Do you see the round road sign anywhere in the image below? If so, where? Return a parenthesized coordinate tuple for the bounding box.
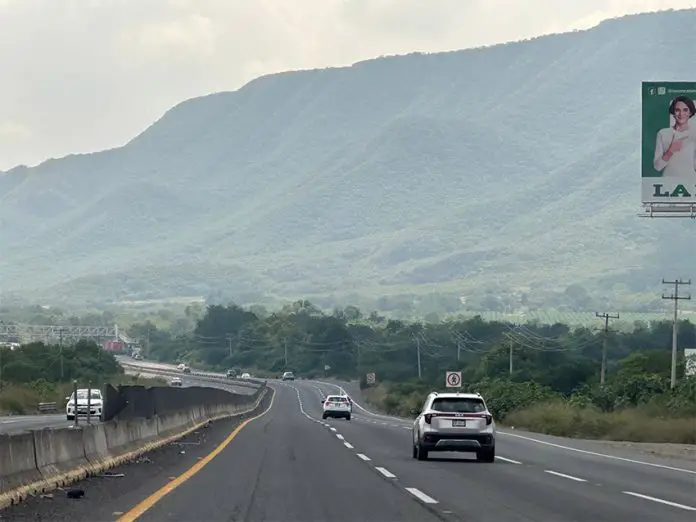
(445, 371, 462, 387)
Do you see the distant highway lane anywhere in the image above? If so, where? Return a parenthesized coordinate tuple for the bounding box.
(116, 357, 258, 395)
(294, 379, 696, 521)
(0, 413, 73, 434)
(0, 363, 254, 435)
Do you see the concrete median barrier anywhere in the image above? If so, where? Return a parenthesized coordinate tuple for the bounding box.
(34, 427, 90, 480)
(0, 383, 269, 510)
(82, 423, 110, 469)
(0, 432, 42, 505)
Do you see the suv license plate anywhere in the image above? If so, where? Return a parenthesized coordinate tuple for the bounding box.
(452, 420, 467, 427)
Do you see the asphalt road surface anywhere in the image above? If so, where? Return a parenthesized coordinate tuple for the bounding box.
(0, 413, 74, 434)
(299, 379, 696, 521)
(3, 380, 695, 521)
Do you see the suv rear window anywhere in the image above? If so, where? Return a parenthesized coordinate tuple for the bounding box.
(432, 397, 486, 413)
(328, 397, 348, 402)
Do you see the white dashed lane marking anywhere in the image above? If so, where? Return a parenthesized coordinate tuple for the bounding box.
(496, 456, 522, 464)
(344, 442, 354, 449)
(405, 488, 439, 504)
(375, 467, 396, 478)
(336, 434, 344, 440)
(356, 453, 371, 461)
(544, 470, 587, 482)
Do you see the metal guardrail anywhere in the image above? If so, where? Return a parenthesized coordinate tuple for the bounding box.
(37, 402, 58, 413)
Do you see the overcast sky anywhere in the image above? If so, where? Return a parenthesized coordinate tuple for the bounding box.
(0, 0, 693, 171)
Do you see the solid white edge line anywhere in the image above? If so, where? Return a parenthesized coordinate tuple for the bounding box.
(344, 442, 354, 449)
(375, 467, 396, 478)
(405, 487, 438, 504)
(499, 431, 696, 475)
(623, 491, 696, 511)
(356, 453, 371, 461)
(544, 470, 587, 482)
(495, 456, 522, 464)
(336, 434, 344, 440)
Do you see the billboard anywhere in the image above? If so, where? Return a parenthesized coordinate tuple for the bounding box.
(642, 82, 696, 204)
(686, 348, 696, 377)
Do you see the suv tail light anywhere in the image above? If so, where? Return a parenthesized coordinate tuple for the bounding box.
(424, 413, 433, 424)
(485, 414, 492, 425)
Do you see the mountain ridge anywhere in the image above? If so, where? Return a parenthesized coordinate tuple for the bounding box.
(2, 8, 695, 313)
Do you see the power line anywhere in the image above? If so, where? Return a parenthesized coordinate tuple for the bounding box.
(595, 312, 619, 385)
(662, 278, 691, 389)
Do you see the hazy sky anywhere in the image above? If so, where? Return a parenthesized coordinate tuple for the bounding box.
(0, 0, 693, 171)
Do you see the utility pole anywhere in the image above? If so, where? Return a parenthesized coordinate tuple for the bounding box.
(662, 278, 691, 389)
(284, 338, 288, 367)
(228, 335, 233, 359)
(595, 312, 619, 385)
(508, 323, 519, 376)
(416, 337, 422, 379)
(456, 341, 461, 362)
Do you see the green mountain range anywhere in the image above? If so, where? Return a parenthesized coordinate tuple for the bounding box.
(2, 8, 696, 312)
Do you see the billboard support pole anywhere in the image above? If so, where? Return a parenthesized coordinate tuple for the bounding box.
(662, 279, 691, 389)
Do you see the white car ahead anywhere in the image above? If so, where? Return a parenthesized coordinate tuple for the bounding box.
(322, 395, 352, 420)
(170, 377, 183, 387)
(66, 389, 104, 421)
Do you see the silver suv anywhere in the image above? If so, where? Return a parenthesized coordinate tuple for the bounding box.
(412, 391, 496, 462)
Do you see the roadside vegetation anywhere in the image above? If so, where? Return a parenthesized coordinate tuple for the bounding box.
(3, 300, 695, 442)
(0, 340, 166, 414)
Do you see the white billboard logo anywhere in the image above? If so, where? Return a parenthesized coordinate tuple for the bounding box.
(657, 86, 666, 95)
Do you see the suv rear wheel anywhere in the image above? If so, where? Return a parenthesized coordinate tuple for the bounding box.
(476, 446, 495, 463)
(416, 442, 429, 461)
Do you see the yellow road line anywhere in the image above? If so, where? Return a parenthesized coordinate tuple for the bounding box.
(117, 389, 276, 522)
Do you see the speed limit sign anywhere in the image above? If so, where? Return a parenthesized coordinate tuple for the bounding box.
(445, 371, 462, 388)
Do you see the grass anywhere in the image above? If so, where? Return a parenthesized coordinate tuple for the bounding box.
(505, 401, 696, 444)
(0, 374, 168, 415)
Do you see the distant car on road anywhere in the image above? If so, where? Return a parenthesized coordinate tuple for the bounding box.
(240, 372, 251, 380)
(170, 377, 182, 387)
(66, 389, 103, 421)
(281, 371, 295, 381)
(322, 395, 352, 420)
(226, 369, 237, 379)
(412, 391, 496, 462)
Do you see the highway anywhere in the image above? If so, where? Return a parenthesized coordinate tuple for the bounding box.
(0, 413, 73, 434)
(0, 362, 256, 435)
(5, 378, 692, 521)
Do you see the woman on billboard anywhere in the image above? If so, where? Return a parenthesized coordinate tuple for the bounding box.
(653, 95, 696, 178)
